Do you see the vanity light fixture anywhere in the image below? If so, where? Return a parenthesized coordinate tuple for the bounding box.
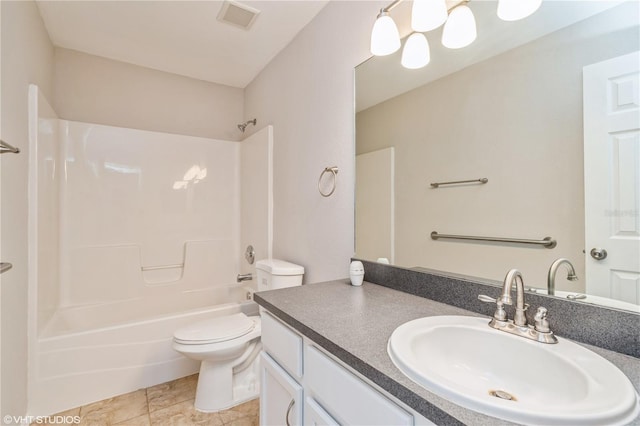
(411, 0, 448, 32)
(370, 0, 541, 69)
(401, 32, 431, 69)
(370, 8, 402, 56)
(441, 3, 477, 49)
(497, 0, 542, 21)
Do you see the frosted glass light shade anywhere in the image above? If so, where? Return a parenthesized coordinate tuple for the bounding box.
(370, 12, 401, 56)
(497, 0, 542, 21)
(411, 0, 448, 32)
(441, 5, 477, 49)
(401, 33, 431, 69)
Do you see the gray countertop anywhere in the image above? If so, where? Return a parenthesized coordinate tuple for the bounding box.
(254, 279, 640, 426)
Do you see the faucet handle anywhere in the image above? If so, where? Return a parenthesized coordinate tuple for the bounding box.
(534, 306, 551, 333)
(478, 295, 507, 321)
(478, 294, 496, 303)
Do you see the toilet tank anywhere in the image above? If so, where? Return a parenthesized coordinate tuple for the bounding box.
(256, 259, 304, 292)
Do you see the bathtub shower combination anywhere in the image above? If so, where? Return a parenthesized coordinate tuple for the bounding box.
(27, 85, 274, 416)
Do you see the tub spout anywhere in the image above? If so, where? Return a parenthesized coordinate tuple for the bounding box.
(237, 273, 253, 283)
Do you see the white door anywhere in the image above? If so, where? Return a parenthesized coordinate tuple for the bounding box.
(583, 51, 640, 303)
(260, 352, 303, 426)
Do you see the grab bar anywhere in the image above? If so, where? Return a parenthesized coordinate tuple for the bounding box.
(430, 178, 487, 188)
(0, 140, 20, 154)
(431, 231, 556, 248)
(141, 263, 183, 271)
(0, 263, 13, 274)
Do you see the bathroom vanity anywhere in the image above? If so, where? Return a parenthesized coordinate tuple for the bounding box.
(260, 311, 427, 425)
(255, 278, 640, 425)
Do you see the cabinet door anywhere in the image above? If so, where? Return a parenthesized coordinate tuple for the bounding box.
(304, 397, 339, 426)
(261, 312, 303, 379)
(305, 345, 413, 425)
(260, 352, 303, 426)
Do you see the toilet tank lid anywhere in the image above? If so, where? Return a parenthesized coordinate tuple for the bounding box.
(256, 259, 304, 276)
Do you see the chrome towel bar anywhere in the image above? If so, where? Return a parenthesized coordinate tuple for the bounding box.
(0, 140, 20, 154)
(431, 231, 557, 249)
(430, 178, 487, 188)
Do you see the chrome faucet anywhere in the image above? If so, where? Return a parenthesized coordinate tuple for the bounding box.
(500, 269, 528, 326)
(479, 268, 558, 344)
(547, 258, 578, 296)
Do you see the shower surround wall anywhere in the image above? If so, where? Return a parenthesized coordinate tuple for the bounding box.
(57, 120, 239, 319)
(27, 85, 272, 415)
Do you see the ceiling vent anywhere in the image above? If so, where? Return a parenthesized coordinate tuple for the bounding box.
(217, 1, 260, 30)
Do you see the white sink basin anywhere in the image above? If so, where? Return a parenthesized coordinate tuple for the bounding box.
(388, 315, 639, 425)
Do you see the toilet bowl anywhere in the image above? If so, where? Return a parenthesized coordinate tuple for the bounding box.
(173, 259, 304, 412)
(173, 312, 262, 412)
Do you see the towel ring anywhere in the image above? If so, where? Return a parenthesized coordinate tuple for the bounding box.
(318, 166, 339, 197)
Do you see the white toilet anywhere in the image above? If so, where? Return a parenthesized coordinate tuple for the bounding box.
(173, 259, 304, 412)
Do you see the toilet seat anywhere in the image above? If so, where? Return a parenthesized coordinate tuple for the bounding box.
(174, 313, 255, 345)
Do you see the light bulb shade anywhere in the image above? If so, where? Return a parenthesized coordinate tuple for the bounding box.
(442, 5, 477, 49)
(370, 12, 401, 56)
(401, 33, 431, 69)
(411, 0, 448, 32)
(497, 0, 542, 21)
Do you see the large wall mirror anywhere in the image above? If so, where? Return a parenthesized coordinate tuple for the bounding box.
(355, 1, 639, 312)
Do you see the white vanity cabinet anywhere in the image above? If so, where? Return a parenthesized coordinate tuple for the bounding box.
(304, 396, 339, 425)
(304, 344, 413, 425)
(260, 311, 433, 426)
(260, 352, 303, 426)
(260, 312, 304, 425)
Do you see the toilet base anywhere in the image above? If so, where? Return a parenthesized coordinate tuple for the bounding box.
(193, 346, 261, 413)
(196, 392, 259, 413)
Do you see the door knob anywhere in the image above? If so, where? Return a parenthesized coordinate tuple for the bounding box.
(590, 248, 608, 260)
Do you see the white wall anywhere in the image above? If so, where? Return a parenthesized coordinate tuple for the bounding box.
(0, 0, 55, 417)
(244, 1, 382, 283)
(54, 48, 244, 141)
(1, 3, 3, 414)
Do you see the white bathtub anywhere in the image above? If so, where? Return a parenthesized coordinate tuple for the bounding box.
(39, 284, 250, 338)
(30, 295, 256, 416)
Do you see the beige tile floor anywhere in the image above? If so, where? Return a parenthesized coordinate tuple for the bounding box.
(38, 374, 259, 426)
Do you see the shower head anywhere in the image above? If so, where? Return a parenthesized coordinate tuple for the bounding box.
(237, 119, 257, 133)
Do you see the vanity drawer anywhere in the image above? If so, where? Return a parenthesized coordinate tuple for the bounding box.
(305, 344, 413, 426)
(261, 311, 303, 379)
